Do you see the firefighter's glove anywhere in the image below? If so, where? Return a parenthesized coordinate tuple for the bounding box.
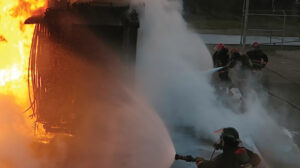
(213, 143, 223, 150)
(196, 158, 204, 167)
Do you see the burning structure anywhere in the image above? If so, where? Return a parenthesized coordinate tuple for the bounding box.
(25, 0, 140, 134)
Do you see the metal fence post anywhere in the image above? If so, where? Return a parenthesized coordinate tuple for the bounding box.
(242, 0, 250, 49)
(282, 10, 287, 47)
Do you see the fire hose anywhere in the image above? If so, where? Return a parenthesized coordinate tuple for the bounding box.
(175, 154, 204, 162)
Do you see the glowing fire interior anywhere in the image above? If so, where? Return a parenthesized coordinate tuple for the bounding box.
(0, 0, 46, 105)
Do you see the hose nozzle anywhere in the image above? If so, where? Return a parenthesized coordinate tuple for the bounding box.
(175, 154, 197, 162)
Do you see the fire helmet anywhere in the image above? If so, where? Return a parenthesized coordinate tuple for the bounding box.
(252, 42, 260, 48)
(215, 43, 225, 51)
(214, 127, 240, 149)
(231, 48, 239, 54)
(221, 127, 240, 142)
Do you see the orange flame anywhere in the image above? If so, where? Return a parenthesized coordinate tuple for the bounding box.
(0, 0, 46, 106)
(0, 0, 48, 143)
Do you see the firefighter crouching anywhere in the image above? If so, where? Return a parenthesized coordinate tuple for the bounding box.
(175, 127, 261, 168)
(246, 42, 268, 70)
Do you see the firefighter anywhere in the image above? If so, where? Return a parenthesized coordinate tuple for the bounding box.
(228, 48, 252, 100)
(213, 43, 230, 68)
(212, 43, 231, 82)
(246, 42, 268, 70)
(196, 127, 261, 168)
(229, 48, 252, 70)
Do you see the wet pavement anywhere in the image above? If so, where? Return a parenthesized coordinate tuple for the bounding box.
(263, 50, 300, 143)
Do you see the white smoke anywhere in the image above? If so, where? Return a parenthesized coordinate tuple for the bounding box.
(135, 0, 300, 167)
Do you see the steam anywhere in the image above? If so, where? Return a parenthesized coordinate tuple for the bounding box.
(136, 0, 300, 167)
(52, 49, 175, 168)
(2, 0, 299, 167)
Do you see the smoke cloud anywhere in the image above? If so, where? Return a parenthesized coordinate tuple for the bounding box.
(50, 44, 175, 168)
(0, 96, 41, 168)
(135, 0, 300, 167)
(2, 0, 300, 167)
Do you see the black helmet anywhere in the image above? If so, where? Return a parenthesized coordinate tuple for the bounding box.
(214, 127, 240, 150)
(222, 127, 239, 139)
(252, 42, 260, 48)
(221, 127, 240, 146)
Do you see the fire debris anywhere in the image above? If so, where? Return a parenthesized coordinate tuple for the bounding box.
(9, 0, 45, 32)
(0, 35, 7, 42)
(10, 0, 45, 18)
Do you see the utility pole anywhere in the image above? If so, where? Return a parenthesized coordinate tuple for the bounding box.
(242, 0, 249, 49)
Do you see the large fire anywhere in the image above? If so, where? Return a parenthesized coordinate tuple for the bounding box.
(0, 0, 46, 106)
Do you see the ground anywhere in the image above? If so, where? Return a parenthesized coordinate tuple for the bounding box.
(263, 49, 300, 143)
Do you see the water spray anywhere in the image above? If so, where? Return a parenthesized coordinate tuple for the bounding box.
(203, 67, 225, 74)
